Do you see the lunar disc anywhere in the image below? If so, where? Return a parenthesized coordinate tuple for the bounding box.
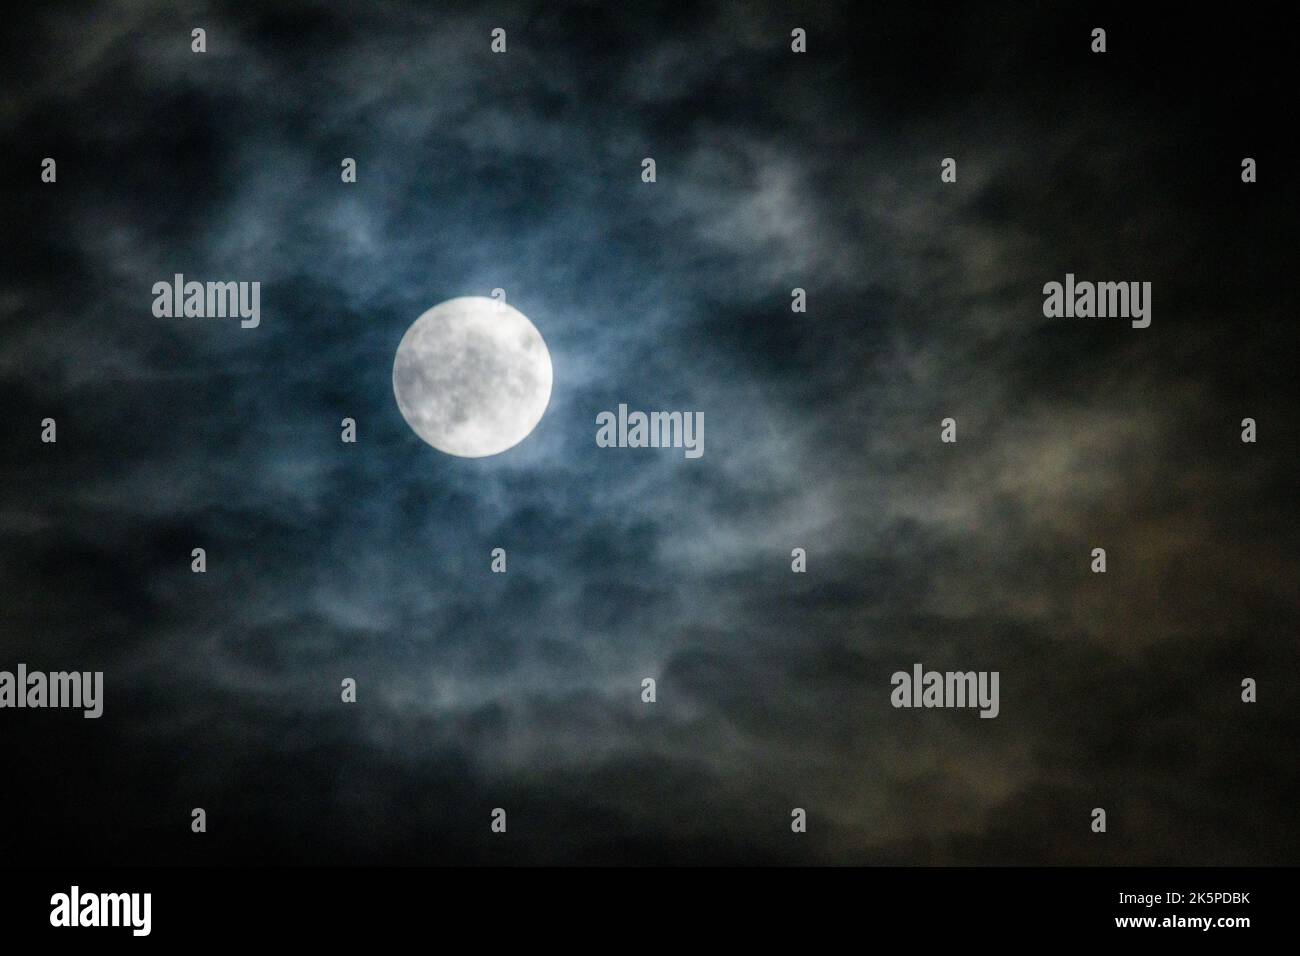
(392, 296, 553, 457)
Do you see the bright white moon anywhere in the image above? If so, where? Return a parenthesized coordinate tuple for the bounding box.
(393, 296, 553, 458)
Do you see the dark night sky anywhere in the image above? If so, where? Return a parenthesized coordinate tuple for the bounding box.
(1, 1, 1297, 865)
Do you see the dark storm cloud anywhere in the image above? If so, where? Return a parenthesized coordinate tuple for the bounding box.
(1, 1, 1296, 864)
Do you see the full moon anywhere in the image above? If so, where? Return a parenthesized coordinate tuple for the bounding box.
(392, 296, 553, 458)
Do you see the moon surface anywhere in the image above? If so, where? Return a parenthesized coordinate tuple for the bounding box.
(393, 297, 553, 458)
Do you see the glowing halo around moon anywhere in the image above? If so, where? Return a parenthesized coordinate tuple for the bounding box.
(392, 296, 553, 458)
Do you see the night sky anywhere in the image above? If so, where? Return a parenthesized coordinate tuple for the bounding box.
(2, 1, 1297, 865)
